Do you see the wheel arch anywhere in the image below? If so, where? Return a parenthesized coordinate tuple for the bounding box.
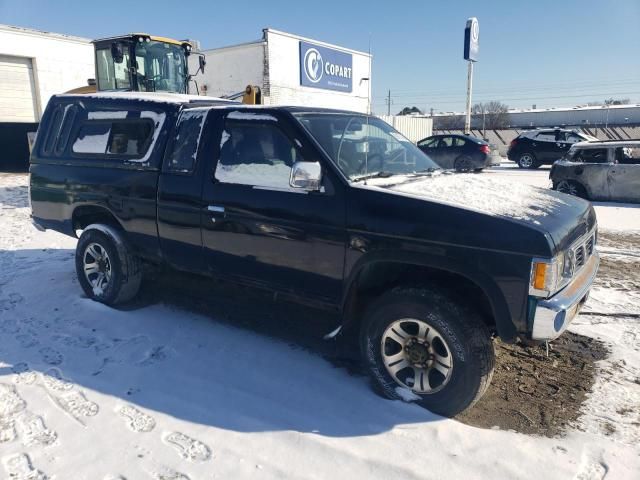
(71, 204, 124, 237)
(341, 254, 517, 342)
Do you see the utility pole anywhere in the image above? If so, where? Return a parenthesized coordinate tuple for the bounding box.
(386, 89, 391, 116)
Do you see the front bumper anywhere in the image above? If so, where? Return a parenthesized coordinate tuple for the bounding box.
(530, 251, 599, 341)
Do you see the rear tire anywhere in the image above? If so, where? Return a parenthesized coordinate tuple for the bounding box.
(454, 156, 474, 172)
(359, 286, 495, 417)
(75, 227, 142, 305)
(517, 152, 538, 169)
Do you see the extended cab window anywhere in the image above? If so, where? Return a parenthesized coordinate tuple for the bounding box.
(215, 117, 302, 190)
(166, 108, 208, 173)
(72, 119, 153, 157)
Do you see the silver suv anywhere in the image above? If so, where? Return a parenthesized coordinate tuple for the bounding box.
(550, 140, 640, 203)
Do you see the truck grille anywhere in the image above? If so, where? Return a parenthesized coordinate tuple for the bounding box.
(571, 230, 596, 272)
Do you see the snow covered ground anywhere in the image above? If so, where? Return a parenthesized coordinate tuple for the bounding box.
(1, 172, 639, 479)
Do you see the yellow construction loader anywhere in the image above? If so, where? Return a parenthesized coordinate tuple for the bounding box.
(67, 33, 261, 104)
(67, 33, 203, 95)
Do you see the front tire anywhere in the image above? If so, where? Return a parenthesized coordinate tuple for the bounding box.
(359, 287, 495, 417)
(517, 152, 538, 169)
(75, 227, 142, 305)
(555, 180, 587, 199)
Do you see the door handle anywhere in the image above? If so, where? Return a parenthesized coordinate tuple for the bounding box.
(207, 205, 225, 213)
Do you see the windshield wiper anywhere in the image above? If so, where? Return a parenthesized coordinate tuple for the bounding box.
(351, 171, 396, 183)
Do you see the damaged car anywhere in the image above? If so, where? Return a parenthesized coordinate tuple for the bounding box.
(550, 140, 640, 203)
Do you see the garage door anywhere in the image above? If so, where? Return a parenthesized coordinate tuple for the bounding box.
(0, 55, 38, 122)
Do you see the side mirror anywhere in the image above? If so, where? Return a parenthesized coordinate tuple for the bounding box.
(290, 161, 322, 191)
(111, 43, 124, 64)
(198, 55, 206, 74)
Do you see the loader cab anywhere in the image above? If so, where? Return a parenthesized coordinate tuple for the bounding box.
(93, 34, 200, 94)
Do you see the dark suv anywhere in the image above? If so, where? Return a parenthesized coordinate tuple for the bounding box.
(30, 93, 599, 416)
(507, 129, 596, 169)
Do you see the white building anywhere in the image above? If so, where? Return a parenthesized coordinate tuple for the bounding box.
(0, 24, 94, 169)
(189, 29, 372, 113)
(0, 24, 94, 123)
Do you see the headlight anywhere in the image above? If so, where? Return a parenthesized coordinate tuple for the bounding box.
(530, 253, 573, 298)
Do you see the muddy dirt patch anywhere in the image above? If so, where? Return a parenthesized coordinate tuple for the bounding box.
(457, 333, 609, 436)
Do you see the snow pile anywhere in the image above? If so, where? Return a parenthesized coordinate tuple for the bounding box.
(369, 174, 569, 224)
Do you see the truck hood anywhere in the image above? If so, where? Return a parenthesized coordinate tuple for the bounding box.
(357, 172, 596, 254)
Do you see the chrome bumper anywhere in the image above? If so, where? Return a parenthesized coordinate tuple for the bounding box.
(530, 252, 599, 341)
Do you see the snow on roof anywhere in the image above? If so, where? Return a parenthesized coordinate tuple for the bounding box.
(363, 173, 569, 225)
(0, 23, 91, 44)
(60, 91, 237, 105)
(429, 103, 640, 117)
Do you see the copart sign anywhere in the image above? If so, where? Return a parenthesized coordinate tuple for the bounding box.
(299, 41, 353, 92)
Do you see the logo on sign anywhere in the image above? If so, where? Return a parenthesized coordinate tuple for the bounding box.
(472, 20, 479, 42)
(299, 41, 353, 92)
(464, 17, 479, 62)
(303, 48, 323, 83)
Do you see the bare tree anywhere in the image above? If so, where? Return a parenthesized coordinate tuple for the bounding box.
(398, 106, 423, 116)
(472, 101, 510, 129)
(604, 98, 630, 105)
(587, 98, 630, 106)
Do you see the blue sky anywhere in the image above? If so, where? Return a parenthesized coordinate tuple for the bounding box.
(1, 0, 639, 114)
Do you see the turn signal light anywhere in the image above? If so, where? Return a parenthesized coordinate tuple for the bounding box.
(533, 263, 547, 290)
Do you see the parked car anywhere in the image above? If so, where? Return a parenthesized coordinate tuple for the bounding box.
(550, 140, 640, 203)
(30, 93, 599, 416)
(417, 134, 498, 171)
(507, 129, 598, 169)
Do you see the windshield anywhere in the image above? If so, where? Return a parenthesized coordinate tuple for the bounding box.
(134, 41, 187, 93)
(294, 113, 439, 180)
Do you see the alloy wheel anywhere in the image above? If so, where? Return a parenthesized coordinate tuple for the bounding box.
(83, 242, 112, 295)
(519, 154, 534, 168)
(381, 318, 454, 394)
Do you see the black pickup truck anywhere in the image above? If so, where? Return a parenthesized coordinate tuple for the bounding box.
(30, 92, 599, 416)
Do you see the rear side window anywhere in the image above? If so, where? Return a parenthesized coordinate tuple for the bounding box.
(418, 137, 437, 147)
(535, 131, 558, 142)
(55, 106, 78, 155)
(72, 119, 154, 157)
(616, 147, 640, 164)
(166, 108, 208, 173)
(42, 106, 64, 155)
(566, 133, 584, 144)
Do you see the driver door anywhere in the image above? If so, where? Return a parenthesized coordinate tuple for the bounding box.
(200, 109, 347, 305)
